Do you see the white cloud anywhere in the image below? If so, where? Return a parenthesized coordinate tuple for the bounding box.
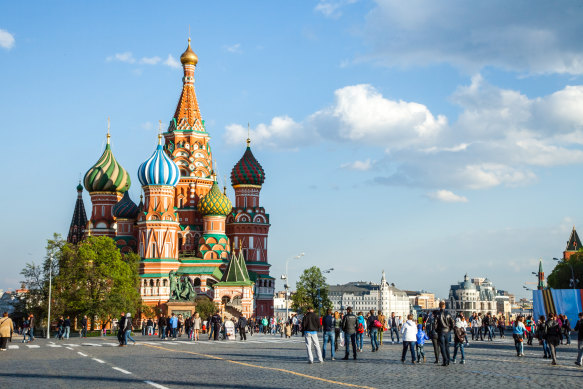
(427, 190, 468, 203)
(164, 54, 181, 69)
(140, 56, 161, 65)
(0, 28, 15, 50)
(224, 43, 242, 54)
(315, 0, 358, 18)
(361, 0, 583, 74)
(341, 159, 373, 171)
(106, 52, 136, 63)
(224, 116, 308, 150)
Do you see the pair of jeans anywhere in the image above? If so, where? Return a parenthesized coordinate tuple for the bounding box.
(322, 331, 335, 359)
(416, 344, 425, 361)
(401, 341, 416, 362)
(438, 331, 451, 364)
(304, 332, 322, 362)
(577, 340, 583, 364)
(453, 341, 465, 361)
(370, 329, 379, 351)
(356, 332, 363, 350)
(345, 332, 357, 358)
(486, 326, 492, 340)
(542, 339, 550, 357)
(147, 326, 153, 335)
(334, 328, 341, 351)
(81, 328, 87, 338)
(29, 328, 34, 341)
(160, 326, 166, 339)
(431, 337, 440, 362)
(124, 329, 135, 344)
(171, 328, 177, 338)
(64, 326, 70, 339)
(390, 327, 400, 342)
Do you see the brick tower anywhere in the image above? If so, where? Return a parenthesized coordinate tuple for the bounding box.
(563, 226, 582, 260)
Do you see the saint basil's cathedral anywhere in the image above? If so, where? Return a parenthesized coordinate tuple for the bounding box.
(67, 39, 274, 318)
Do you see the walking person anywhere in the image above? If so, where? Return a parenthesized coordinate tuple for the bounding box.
(28, 314, 35, 342)
(389, 312, 400, 344)
(416, 324, 429, 363)
(193, 312, 201, 342)
(81, 315, 88, 338)
(367, 310, 380, 352)
(525, 316, 534, 345)
(63, 316, 71, 339)
(169, 313, 178, 339)
(545, 313, 561, 365)
(322, 309, 336, 360)
(302, 307, 323, 364)
(401, 314, 417, 364)
(210, 312, 222, 341)
(427, 310, 440, 364)
(56, 316, 64, 340)
(452, 313, 467, 364)
(356, 312, 366, 352)
(574, 312, 583, 366)
(147, 318, 154, 336)
(498, 315, 506, 338)
(117, 312, 126, 346)
(341, 307, 358, 360)
(378, 310, 386, 346)
(237, 315, 248, 341)
(0, 313, 14, 351)
(124, 313, 136, 345)
(436, 301, 454, 366)
(512, 316, 526, 356)
(536, 315, 550, 359)
(333, 311, 342, 352)
(562, 314, 572, 345)
(158, 314, 166, 340)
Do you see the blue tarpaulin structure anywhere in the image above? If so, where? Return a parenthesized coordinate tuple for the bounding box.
(532, 289, 582, 325)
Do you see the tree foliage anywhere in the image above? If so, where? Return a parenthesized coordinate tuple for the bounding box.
(54, 236, 141, 329)
(291, 266, 332, 314)
(547, 252, 583, 289)
(195, 297, 217, 320)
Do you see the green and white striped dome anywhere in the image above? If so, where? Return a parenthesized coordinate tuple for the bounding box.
(84, 139, 131, 193)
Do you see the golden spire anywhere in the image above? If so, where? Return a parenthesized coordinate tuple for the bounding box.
(158, 120, 163, 145)
(180, 37, 198, 66)
(106, 117, 111, 144)
(246, 122, 251, 147)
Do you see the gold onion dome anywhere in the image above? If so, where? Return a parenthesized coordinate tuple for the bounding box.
(197, 181, 232, 216)
(180, 38, 198, 66)
(84, 136, 131, 193)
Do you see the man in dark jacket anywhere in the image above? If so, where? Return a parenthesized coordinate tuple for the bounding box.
(81, 315, 88, 338)
(117, 312, 126, 346)
(237, 316, 248, 341)
(210, 312, 222, 341)
(158, 314, 166, 340)
(436, 301, 454, 366)
(574, 312, 583, 366)
(367, 310, 379, 352)
(545, 313, 561, 365)
(302, 307, 322, 363)
(341, 307, 358, 360)
(322, 309, 335, 360)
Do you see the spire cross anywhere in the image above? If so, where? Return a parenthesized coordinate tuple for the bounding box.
(158, 120, 163, 144)
(107, 117, 111, 144)
(246, 122, 251, 146)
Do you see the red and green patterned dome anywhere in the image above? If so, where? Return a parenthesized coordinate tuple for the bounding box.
(231, 141, 265, 186)
(198, 181, 232, 216)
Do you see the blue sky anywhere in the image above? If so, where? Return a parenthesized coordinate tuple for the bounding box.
(1, 1, 583, 299)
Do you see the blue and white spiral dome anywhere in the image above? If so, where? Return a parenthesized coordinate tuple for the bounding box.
(138, 138, 181, 187)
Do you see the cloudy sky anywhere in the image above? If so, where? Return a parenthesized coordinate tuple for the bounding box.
(1, 1, 582, 299)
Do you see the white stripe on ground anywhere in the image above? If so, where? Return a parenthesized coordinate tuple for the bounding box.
(102, 343, 119, 346)
(92, 358, 105, 364)
(65, 347, 74, 350)
(26, 345, 40, 348)
(77, 352, 88, 357)
(8, 345, 19, 349)
(82, 343, 102, 347)
(63, 344, 79, 347)
(144, 381, 170, 389)
(112, 367, 132, 375)
(47, 344, 62, 348)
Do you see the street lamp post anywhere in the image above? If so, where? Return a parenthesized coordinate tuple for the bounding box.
(553, 257, 580, 289)
(281, 253, 304, 322)
(318, 268, 334, 319)
(46, 255, 53, 339)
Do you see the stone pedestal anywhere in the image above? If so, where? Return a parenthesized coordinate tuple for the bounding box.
(167, 301, 197, 318)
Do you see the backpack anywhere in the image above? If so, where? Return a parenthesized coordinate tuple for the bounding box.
(356, 321, 365, 334)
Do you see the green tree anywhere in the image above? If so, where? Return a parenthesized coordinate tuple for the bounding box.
(547, 252, 583, 289)
(291, 266, 332, 314)
(195, 297, 217, 320)
(54, 236, 141, 329)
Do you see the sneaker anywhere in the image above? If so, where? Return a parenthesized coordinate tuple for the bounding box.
(342, 356, 349, 360)
(319, 360, 324, 363)
(401, 360, 405, 364)
(574, 362, 581, 366)
(452, 359, 456, 364)
(551, 361, 557, 366)
(411, 360, 416, 364)
(308, 361, 313, 364)
(460, 360, 465, 364)
(331, 357, 335, 361)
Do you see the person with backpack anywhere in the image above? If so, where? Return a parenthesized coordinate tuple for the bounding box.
(401, 314, 417, 364)
(416, 323, 430, 363)
(341, 307, 358, 360)
(367, 309, 380, 352)
(574, 312, 583, 366)
(322, 309, 335, 360)
(512, 316, 526, 357)
(536, 315, 550, 359)
(356, 312, 366, 352)
(545, 313, 561, 365)
(452, 313, 467, 364)
(426, 310, 440, 364)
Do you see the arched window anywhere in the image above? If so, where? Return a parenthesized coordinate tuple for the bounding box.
(156, 279, 160, 287)
(163, 279, 168, 287)
(149, 279, 154, 287)
(193, 277, 201, 287)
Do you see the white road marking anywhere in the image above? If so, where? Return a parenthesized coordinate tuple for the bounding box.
(63, 344, 79, 347)
(102, 342, 119, 346)
(92, 358, 105, 364)
(65, 347, 74, 350)
(82, 343, 102, 347)
(77, 352, 88, 357)
(8, 345, 19, 349)
(112, 367, 132, 375)
(47, 344, 62, 348)
(144, 380, 170, 389)
(26, 345, 40, 348)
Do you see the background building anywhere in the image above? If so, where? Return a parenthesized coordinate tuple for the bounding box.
(328, 272, 410, 318)
(447, 274, 510, 317)
(404, 290, 437, 310)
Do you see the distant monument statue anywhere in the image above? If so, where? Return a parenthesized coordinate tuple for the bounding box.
(169, 270, 196, 301)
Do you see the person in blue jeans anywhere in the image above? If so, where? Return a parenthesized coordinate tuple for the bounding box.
(356, 312, 366, 351)
(169, 313, 178, 339)
(124, 313, 136, 345)
(513, 315, 526, 357)
(389, 312, 400, 343)
(416, 324, 430, 363)
(367, 310, 379, 352)
(401, 314, 417, 364)
(452, 313, 468, 364)
(322, 309, 336, 360)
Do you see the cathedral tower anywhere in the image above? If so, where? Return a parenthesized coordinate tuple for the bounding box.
(67, 182, 88, 244)
(83, 129, 131, 237)
(563, 226, 581, 260)
(112, 191, 139, 254)
(197, 180, 232, 259)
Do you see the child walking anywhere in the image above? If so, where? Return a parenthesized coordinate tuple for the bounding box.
(416, 324, 430, 363)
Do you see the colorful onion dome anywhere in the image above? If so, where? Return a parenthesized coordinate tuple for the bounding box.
(84, 135, 131, 193)
(138, 136, 181, 187)
(112, 191, 139, 219)
(180, 38, 198, 66)
(231, 140, 265, 186)
(198, 181, 232, 216)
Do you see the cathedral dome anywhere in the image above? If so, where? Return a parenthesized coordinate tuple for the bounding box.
(231, 141, 265, 186)
(84, 138, 131, 193)
(112, 191, 139, 219)
(198, 181, 232, 216)
(180, 38, 198, 66)
(138, 136, 181, 187)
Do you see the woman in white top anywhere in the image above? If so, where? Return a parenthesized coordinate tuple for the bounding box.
(192, 312, 201, 342)
(400, 314, 418, 364)
(452, 313, 468, 364)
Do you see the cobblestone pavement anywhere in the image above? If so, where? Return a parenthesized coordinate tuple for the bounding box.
(0, 333, 581, 388)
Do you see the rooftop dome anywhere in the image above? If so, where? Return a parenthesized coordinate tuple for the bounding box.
(231, 140, 265, 186)
(198, 181, 232, 216)
(112, 191, 139, 219)
(84, 135, 131, 193)
(180, 38, 198, 66)
(138, 136, 181, 187)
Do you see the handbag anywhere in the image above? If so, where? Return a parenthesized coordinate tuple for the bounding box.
(373, 319, 383, 328)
